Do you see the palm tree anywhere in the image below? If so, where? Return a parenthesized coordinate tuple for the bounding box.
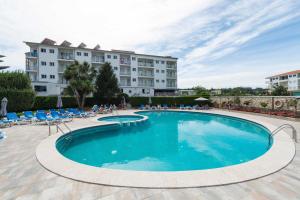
(63, 61, 97, 109)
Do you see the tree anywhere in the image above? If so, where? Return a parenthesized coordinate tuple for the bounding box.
(63, 61, 96, 109)
(272, 85, 289, 96)
(94, 62, 120, 102)
(193, 85, 210, 98)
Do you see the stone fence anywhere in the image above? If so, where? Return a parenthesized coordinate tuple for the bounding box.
(210, 96, 300, 111)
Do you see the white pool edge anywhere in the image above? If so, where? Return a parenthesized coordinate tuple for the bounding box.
(36, 110, 296, 188)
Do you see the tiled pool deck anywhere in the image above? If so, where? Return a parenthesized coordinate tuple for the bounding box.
(0, 109, 299, 199)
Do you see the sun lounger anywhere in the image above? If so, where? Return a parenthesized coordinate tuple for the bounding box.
(6, 112, 29, 125)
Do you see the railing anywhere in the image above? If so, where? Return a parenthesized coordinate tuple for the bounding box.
(92, 57, 104, 63)
(26, 52, 38, 57)
(26, 66, 38, 71)
(120, 71, 131, 76)
(271, 124, 298, 143)
(48, 121, 72, 136)
(138, 73, 154, 77)
(120, 59, 131, 65)
(59, 54, 74, 60)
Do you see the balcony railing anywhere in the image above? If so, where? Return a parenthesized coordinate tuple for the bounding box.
(120, 82, 131, 86)
(59, 53, 74, 60)
(26, 52, 38, 57)
(166, 64, 176, 69)
(167, 74, 176, 78)
(138, 72, 154, 77)
(120, 71, 131, 76)
(26, 66, 38, 71)
(138, 62, 154, 67)
(92, 56, 104, 63)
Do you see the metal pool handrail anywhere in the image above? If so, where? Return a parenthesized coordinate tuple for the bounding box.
(49, 121, 72, 136)
(271, 124, 298, 143)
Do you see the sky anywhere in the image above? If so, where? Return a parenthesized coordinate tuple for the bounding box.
(0, 0, 300, 89)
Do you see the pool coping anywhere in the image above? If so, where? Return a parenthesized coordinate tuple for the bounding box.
(36, 110, 296, 188)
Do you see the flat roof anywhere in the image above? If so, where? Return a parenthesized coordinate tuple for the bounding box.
(24, 40, 178, 60)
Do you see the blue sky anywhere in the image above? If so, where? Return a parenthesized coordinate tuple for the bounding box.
(0, 0, 300, 88)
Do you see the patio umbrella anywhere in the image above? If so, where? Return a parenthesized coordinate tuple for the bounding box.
(148, 96, 152, 105)
(56, 95, 63, 108)
(194, 97, 208, 101)
(0, 97, 8, 117)
(122, 96, 126, 106)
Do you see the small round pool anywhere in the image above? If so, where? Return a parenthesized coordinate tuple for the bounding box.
(98, 115, 144, 123)
(57, 111, 272, 171)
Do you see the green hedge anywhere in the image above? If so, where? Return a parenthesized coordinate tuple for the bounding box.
(0, 89, 35, 112)
(129, 96, 210, 107)
(0, 71, 32, 90)
(32, 96, 78, 110)
(2, 95, 210, 112)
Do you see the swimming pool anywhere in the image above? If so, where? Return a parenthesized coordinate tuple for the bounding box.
(56, 111, 272, 171)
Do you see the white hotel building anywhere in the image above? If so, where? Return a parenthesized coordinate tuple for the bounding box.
(25, 38, 177, 97)
(266, 69, 300, 96)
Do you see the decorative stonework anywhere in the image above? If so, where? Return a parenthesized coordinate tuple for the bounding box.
(211, 96, 300, 111)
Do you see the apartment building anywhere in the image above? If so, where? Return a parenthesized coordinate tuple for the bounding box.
(266, 70, 300, 96)
(25, 38, 177, 96)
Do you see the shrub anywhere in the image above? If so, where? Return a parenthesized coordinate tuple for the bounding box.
(260, 102, 268, 109)
(32, 96, 78, 110)
(0, 71, 35, 113)
(129, 96, 210, 107)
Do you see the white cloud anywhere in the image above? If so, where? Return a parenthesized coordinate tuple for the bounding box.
(0, 0, 299, 88)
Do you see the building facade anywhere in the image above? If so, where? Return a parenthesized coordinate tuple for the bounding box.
(25, 38, 177, 96)
(266, 70, 300, 96)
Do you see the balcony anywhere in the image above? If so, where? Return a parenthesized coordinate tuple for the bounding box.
(92, 56, 104, 63)
(26, 65, 38, 71)
(58, 53, 74, 61)
(138, 62, 154, 67)
(138, 72, 154, 77)
(120, 71, 131, 76)
(25, 52, 38, 58)
(120, 59, 131, 65)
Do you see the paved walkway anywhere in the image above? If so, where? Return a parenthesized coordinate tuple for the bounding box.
(0, 110, 299, 200)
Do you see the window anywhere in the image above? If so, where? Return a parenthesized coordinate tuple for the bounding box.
(41, 48, 46, 53)
(132, 78, 136, 82)
(77, 52, 81, 56)
(49, 62, 55, 66)
(156, 79, 159, 83)
(41, 61, 47, 66)
(49, 49, 55, 53)
(121, 89, 123, 93)
(161, 70, 165, 73)
(129, 90, 132, 93)
(50, 75, 55, 79)
(161, 61, 165, 64)
(162, 80, 165, 83)
(34, 85, 47, 92)
(114, 67, 118, 70)
(113, 55, 117, 59)
(107, 55, 111, 59)
(41, 74, 47, 79)
(156, 60, 159, 64)
(132, 57, 136, 61)
(132, 68, 136, 71)
(142, 89, 145, 94)
(156, 69, 159, 73)
(84, 52, 88, 56)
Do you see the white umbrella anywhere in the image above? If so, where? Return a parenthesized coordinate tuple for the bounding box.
(0, 97, 8, 117)
(148, 96, 152, 105)
(122, 96, 126, 106)
(194, 97, 208, 101)
(56, 95, 63, 108)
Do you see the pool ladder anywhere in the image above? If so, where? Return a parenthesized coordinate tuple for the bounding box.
(49, 121, 72, 136)
(271, 124, 298, 143)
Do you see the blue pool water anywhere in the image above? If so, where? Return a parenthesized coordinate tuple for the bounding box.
(56, 111, 272, 171)
(98, 115, 144, 123)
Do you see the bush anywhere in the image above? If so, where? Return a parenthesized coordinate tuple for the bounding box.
(129, 96, 210, 107)
(0, 71, 35, 113)
(32, 96, 78, 110)
(0, 89, 35, 112)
